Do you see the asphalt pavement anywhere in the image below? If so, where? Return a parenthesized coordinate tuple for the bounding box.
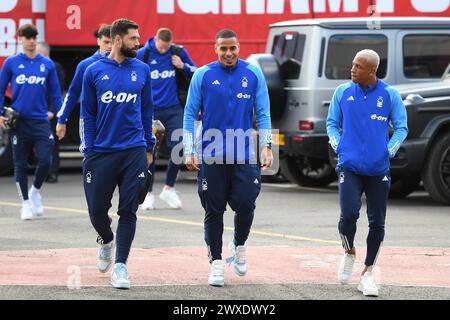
(1, 163, 450, 302)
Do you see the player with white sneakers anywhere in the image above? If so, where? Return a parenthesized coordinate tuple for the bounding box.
(138, 28, 197, 211)
(327, 49, 408, 296)
(0, 24, 62, 221)
(184, 29, 273, 287)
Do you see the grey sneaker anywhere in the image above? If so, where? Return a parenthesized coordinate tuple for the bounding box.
(226, 240, 247, 276)
(96, 234, 115, 273)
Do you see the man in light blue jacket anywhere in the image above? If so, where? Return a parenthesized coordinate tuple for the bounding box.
(183, 29, 273, 287)
(327, 49, 408, 297)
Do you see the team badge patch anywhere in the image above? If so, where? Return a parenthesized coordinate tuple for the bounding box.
(242, 77, 248, 88)
(377, 96, 383, 108)
(86, 171, 92, 184)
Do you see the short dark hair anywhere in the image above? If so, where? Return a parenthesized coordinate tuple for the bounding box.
(94, 24, 111, 39)
(18, 24, 38, 38)
(110, 19, 138, 40)
(215, 29, 238, 42)
(156, 28, 172, 42)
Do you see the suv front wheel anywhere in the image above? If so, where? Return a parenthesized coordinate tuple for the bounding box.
(423, 132, 450, 205)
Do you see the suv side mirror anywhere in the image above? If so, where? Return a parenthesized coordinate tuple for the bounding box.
(247, 54, 287, 121)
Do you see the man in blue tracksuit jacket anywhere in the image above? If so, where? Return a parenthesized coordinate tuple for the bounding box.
(326, 49, 408, 297)
(183, 29, 273, 287)
(55, 25, 112, 140)
(80, 19, 155, 289)
(137, 28, 197, 210)
(0, 24, 62, 221)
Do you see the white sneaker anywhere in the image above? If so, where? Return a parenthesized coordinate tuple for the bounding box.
(159, 188, 182, 209)
(20, 201, 33, 221)
(96, 234, 115, 273)
(226, 240, 247, 276)
(358, 272, 379, 296)
(111, 263, 131, 289)
(28, 188, 44, 216)
(338, 253, 356, 284)
(141, 193, 155, 210)
(208, 260, 225, 287)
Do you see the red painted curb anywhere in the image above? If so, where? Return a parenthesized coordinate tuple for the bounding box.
(0, 246, 449, 287)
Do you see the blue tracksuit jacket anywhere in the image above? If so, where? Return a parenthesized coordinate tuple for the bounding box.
(326, 80, 408, 176)
(0, 53, 62, 120)
(57, 50, 106, 124)
(137, 38, 196, 109)
(183, 59, 272, 161)
(80, 57, 155, 156)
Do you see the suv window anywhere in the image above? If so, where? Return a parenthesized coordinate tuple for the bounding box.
(271, 32, 306, 79)
(403, 35, 450, 78)
(325, 35, 388, 80)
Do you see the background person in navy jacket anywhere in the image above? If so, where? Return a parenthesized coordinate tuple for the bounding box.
(55, 24, 112, 140)
(0, 24, 62, 221)
(137, 28, 197, 210)
(326, 49, 408, 297)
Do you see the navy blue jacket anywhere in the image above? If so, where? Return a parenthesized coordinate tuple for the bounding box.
(137, 38, 196, 109)
(80, 57, 155, 156)
(0, 53, 62, 120)
(57, 50, 106, 124)
(327, 80, 408, 176)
